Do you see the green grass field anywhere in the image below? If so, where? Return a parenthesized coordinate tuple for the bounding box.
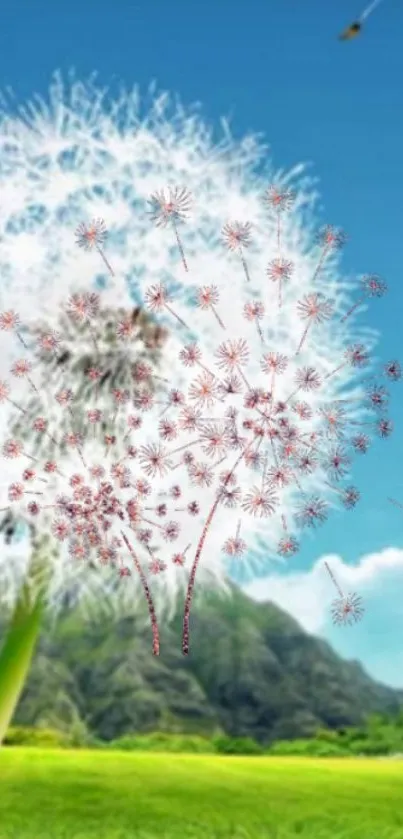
(0, 749, 403, 839)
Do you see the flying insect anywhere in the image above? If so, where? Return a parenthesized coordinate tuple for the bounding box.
(339, 0, 386, 40)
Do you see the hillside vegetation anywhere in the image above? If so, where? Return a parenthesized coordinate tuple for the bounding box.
(5, 586, 401, 745)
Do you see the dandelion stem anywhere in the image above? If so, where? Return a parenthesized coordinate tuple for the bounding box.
(16, 331, 29, 350)
(164, 303, 190, 331)
(239, 247, 251, 283)
(324, 362, 346, 380)
(182, 441, 254, 655)
(211, 306, 225, 330)
(296, 322, 311, 355)
(8, 398, 26, 414)
(121, 532, 160, 655)
(172, 219, 188, 272)
(312, 246, 329, 285)
(324, 561, 343, 598)
(341, 298, 364, 324)
(96, 245, 114, 277)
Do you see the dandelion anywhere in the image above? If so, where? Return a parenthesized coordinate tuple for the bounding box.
(0, 75, 397, 674)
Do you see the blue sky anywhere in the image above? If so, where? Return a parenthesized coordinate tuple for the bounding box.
(1, 0, 403, 685)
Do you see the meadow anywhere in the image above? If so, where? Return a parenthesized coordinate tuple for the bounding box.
(0, 750, 403, 838)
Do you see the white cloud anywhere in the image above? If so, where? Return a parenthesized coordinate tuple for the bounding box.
(244, 548, 403, 688)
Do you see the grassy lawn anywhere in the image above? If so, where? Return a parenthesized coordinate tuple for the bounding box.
(0, 749, 403, 838)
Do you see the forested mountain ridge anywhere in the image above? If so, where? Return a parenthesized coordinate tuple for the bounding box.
(6, 586, 402, 744)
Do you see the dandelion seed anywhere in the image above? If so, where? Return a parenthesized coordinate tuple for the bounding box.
(286, 367, 322, 405)
(242, 485, 278, 518)
(264, 185, 295, 251)
(314, 226, 347, 274)
(0, 310, 28, 349)
(297, 496, 328, 528)
(179, 343, 202, 368)
(351, 433, 370, 454)
(0, 380, 26, 414)
(172, 545, 190, 566)
(222, 221, 252, 283)
(366, 382, 389, 412)
(324, 344, 369, 379)
(215, 339, 249, 372)
(323, 445, 351, 482)
(341, 274, 387, 323)
(331, 592, 364, 626)
(342, 485, 360, 509)
(139, 444, 171, 478)
(38, 330, 62, 357)
(10, 358, 39, 394)
(145, 282, 190, 331)
(223, 520, 247, 557)
(3, 439, 23, 459)
(384, 360, 401, 382)
(376, 418, 393, 438)
(196, 285, 225, 329)
(75, 219, 114, 276)
(148, 187, 190, 271)
(277, 534, 299, 557)
(243, 300, 265, 343)
(267, 258, 294, 307)
(324, 561, 364, 625)
(296, 294, 333, 354)
(189, 372, 220, 410)
(8, 482, 25, 502)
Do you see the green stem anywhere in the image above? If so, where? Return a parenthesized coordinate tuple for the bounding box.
(0, 534, 50, 746)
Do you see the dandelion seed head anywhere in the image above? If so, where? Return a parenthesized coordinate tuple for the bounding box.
(331, 592, 364, 626)
(0, 74, 398, 628)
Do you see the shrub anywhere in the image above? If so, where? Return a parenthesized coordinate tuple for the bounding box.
(212, 735, 263, 755)
(108, 733, 215, 753)
(4, 726, 70, 748)
(269, 738, 348, 757)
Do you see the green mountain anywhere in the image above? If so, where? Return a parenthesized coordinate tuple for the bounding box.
(7, 586, 402, 744)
